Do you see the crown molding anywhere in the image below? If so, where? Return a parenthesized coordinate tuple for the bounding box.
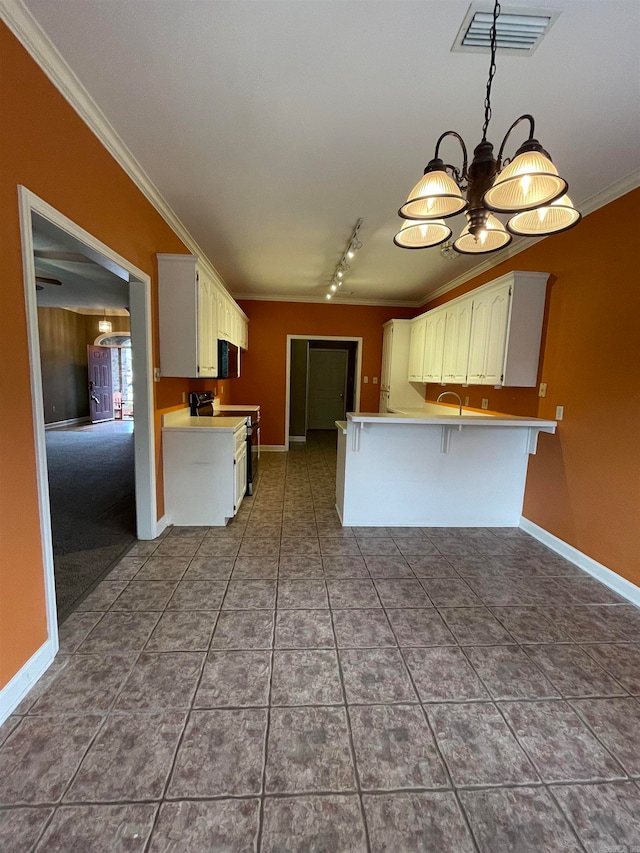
(0, 0, 233, 299)
(418, 169, 640, 307)
(234, 293, 419, 308)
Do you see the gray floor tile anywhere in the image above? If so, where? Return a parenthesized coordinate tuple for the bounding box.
(551, 781, 640, 852)
(279, 555, 324, 577)
(464, 644, 560, 700)
(76, 611, 160, 654)
(232, 556, 279, 579)
(277, 579, 328, 609)
(12, 657, 71, 715)
(320, 538, 362, 556)
(364, 555, 414, 578)
(363, 792, 475, 853)
(440, 607, 516, 644)
(115, 652, 205, 710)
(406, 555, 459, 577)
(168, 709, 267, 797)
(65, 712, 186, 802)
(522, 643, 628, 698)
(155, 539, 200, 557)
(332, 609, 397, 648)
(275, 610, 335, 648)
(0, 715, 103, 804)
(323, 556, 370, 578)
(144, 610, 217, 651)
(196, 538, 241, 557)
(402, 647, 488, 702)
(110, 581, 178, 611)
(386, 608, 455, 647)
(356, 537, 401, 556)
(132, 556, 190, 581)
(76, 581, 129, 611)
(570, 697, 640, 776)
(544, 606, 630, 643)
(261, 795, 366, 853)
(0, 716, 21, 748)
(459, 787, 582, 853)
(327, 579, 381, 608)
(349, 704, 448, 790)
(108, 556, 148, 580)
(183, 556, 234, 580)
(222, 580, 276, 609)
(239, 537, 280, 556)
(339, 648, 417, 704)
(427, 702, 539, 786)
(489, 606, 573, 643)
(580, 643, 640, 694)
(195, 650, 271, 708)
(554, 577, 627, 604)
(211, 610, 275, 649)
(394, 538, 441, 557)
(167, 579, 227, 610)
(0, 807, 53, 853)
(374, 579, 432, 608)
(265, 706, 356, 793)
(271, 650, 343, 705)
(279, 536, 321, 555)
(500, 700, 626, 783)
(420, 577, 481, 607)
(57, 611, 105, 654)
(29, 654, 134, 714)
(147, 799, 259, 852)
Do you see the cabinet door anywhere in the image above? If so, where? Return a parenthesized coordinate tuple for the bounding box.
(217, 292, 229, 340)
(452, 299, 472, 383)
(423, 310, 445, 382)
(408, 318, 426, 381)
(234, 443, 247, 512)
(381, 325, 392, 390)
(441, 306, 458, 382)
(197, 273, 217, 377)
(468, 283, 510, 384)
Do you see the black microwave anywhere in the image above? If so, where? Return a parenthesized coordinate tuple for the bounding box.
(218, 340, 239, 379)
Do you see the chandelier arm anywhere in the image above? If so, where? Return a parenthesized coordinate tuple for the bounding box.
(433, 131, 468, 182)
(496, 114, 536, 168)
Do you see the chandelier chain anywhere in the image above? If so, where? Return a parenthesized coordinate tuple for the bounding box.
(482, 0, 501, 142)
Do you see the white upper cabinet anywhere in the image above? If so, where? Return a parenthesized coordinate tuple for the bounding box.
(423, 309, 446, 382)
(381, 323, 392, 391)
(408, 316, 426, 381)
(158, 253, 248, 377)
(467, 282, 511, 385)
(382, 320, 427, 408)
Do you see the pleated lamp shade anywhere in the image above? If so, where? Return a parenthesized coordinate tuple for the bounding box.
(399, 170, 467, 220)
(483, 150, 568, 213)
(394, 219, 452, 249)
(507, 195, 582, 236)
(453, 214, 512, 254)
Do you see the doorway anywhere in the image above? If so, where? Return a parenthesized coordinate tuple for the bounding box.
(19, 187, 156, 637)
(286, 336, 362, 448)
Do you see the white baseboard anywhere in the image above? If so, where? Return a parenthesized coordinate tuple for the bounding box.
(261, 445, 287, 452)
(0, 637, 57, 725)
(289, 436, 307, 443)
(44, 416, 90, 430)
(519, 517, 640, 607)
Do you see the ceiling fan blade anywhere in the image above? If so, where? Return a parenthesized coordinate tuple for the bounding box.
(35, 276, 63, 286)
(36, 284, 44, 291)
(34, 250, 91, 263)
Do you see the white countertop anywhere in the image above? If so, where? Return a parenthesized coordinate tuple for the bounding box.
(162, 408, 248, 433)
(347, 403, 556, 431)
(216, 404, 260, 413)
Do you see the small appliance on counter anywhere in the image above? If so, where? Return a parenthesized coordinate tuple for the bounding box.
(189, 391, 260, 493)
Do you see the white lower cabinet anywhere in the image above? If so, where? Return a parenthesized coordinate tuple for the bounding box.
(163, 422, 248, 526)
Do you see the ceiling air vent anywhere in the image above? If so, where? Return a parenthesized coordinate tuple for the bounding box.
(452, 4, 561, 56)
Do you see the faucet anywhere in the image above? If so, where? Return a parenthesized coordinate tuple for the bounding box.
(436, 391, 463, 416)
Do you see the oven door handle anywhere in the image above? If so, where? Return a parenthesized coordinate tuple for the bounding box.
(256, 425, 260, 459)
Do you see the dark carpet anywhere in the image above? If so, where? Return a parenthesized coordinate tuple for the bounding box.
(46, 421, 136, 621)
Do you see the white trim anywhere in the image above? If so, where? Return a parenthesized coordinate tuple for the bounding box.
(154, 514, 170, 539)
(519, 517, 640, 607)
(44, 416, 90, 430)
(288, 436, 307, 443)
(260, 445, 288, 452)
(284, 335, 363, 451)
(0, 637, 56, 725)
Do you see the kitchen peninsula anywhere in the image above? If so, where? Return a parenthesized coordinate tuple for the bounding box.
(335, 404, 556, 527)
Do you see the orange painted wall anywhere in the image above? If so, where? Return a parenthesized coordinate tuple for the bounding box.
(0, 24, 194, 688)
(233, 301, 415, 446)
(420, 189, 640, 585)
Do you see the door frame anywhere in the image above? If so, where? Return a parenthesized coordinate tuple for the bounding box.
(285, 335, 362, 450)
(18, 186, 157, 649)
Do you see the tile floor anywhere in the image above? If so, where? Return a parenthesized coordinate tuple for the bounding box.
(1, 432, 639, 852)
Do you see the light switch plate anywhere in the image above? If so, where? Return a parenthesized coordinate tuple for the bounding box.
(373, 377, 378, 385)
(154, 368, 161, 382)
(556, 405, 564, 420)
(363, 376, 369, 383)
(481, 398, 489, 409)
(539, 382, 547, 397)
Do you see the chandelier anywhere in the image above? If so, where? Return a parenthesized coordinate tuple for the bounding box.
(394, 0, 581, 255)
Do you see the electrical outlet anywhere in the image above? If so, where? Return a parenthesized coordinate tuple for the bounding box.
(481, 398, 489, 409)
(539, 382, 547, 397)
(464, 396, 469, 407)
(182, 392, 186, 403)
(555, 405, 564, 420)
(373, 377, 378, 385)
(153, 368, 161, 382)
(363, 376, 369, 384)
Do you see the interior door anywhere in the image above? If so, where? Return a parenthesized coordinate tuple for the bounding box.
(87, 344, 114, 422)
(307, 349, 348, 429)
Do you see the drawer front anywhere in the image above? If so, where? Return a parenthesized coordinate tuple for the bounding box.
(234, 424, 247, 454)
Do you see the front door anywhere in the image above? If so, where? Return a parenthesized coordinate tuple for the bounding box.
(307, 349, 348, 429)
(87, 344, 114, 422)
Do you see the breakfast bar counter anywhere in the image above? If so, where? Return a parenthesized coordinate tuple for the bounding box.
(335, 404, 556, 527)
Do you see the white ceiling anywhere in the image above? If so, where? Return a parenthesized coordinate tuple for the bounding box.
(21, 0, 640, 305)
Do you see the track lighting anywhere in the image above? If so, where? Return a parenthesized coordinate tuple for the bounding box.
(394, 0, 578, 254)
(325, 219, 364, 301)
